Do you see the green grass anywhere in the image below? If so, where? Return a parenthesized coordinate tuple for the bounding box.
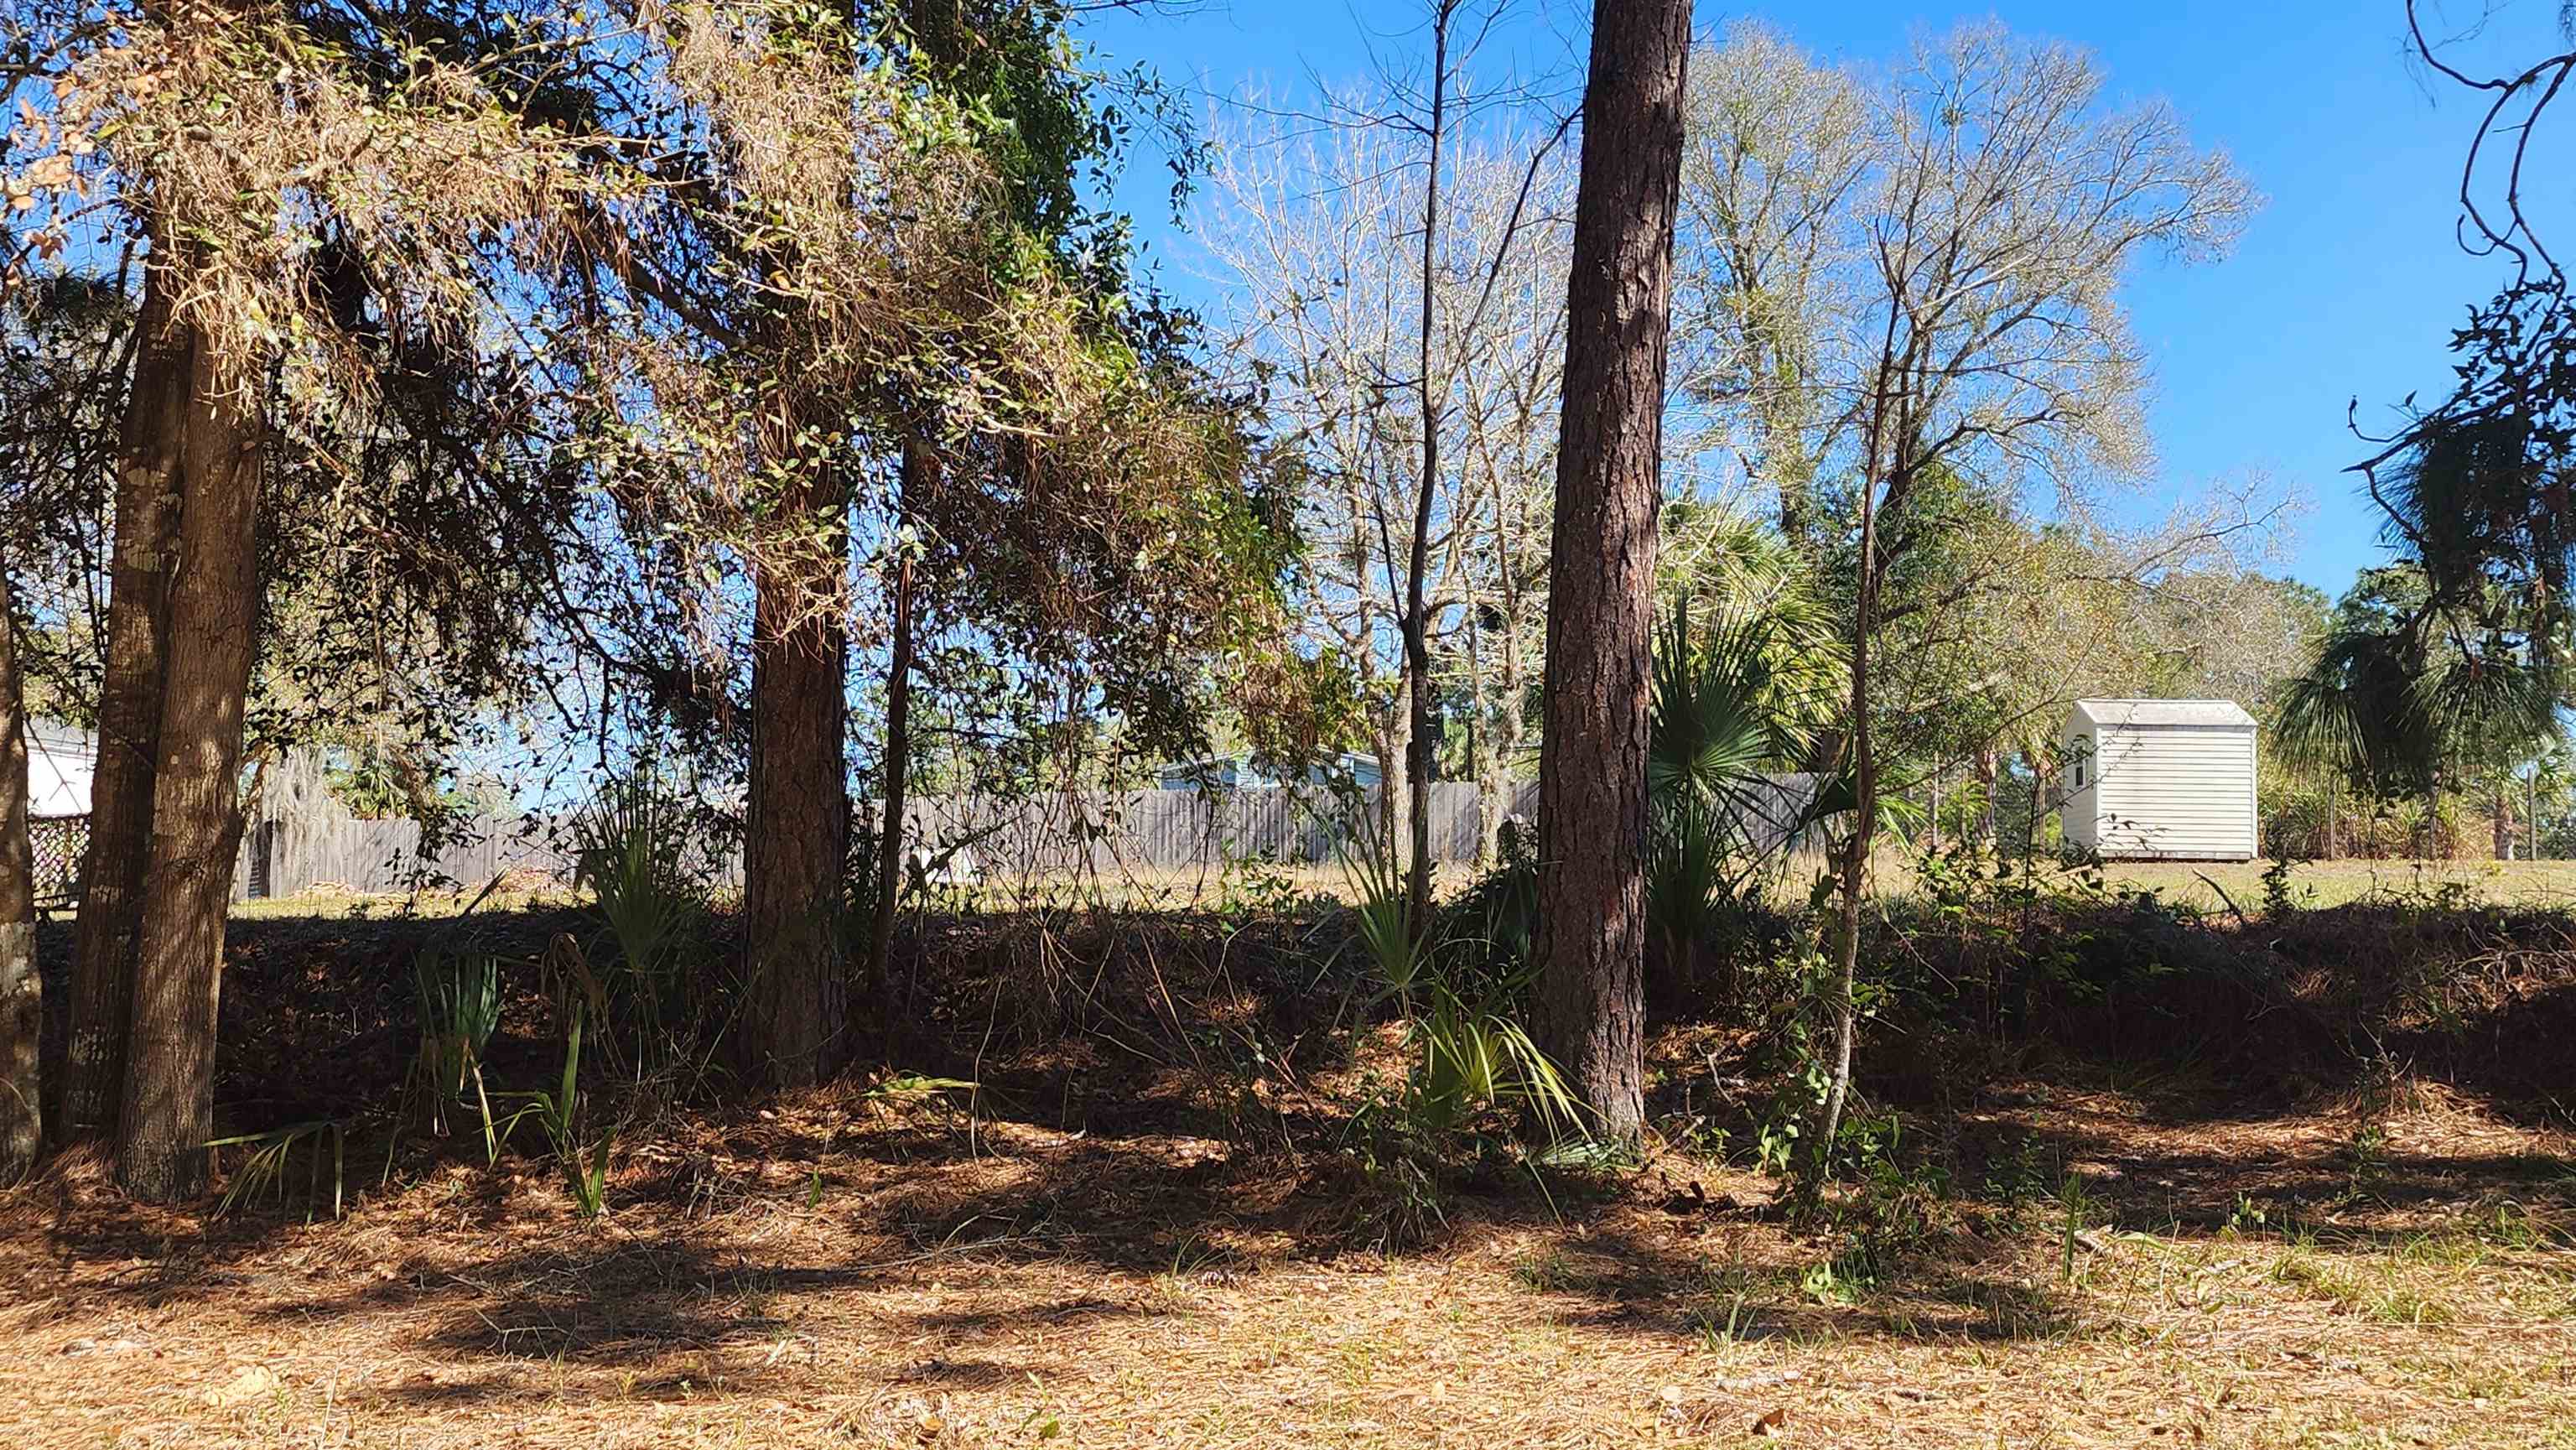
(2101, 858, 2576, 912)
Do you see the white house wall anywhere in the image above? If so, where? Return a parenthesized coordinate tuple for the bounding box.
(25, 725, 94, 817)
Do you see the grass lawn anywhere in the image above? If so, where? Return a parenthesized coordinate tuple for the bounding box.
(2101, 857, 2576, 913)
(227, 856, 2576, 926)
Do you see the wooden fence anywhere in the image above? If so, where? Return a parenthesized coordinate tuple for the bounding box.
(217, 774, 1824, 901)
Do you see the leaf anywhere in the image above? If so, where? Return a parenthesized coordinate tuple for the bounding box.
(1752, 1406, 1789, 1437)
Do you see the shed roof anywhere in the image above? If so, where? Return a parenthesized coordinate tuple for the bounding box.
(2069, 699, 2256, 730)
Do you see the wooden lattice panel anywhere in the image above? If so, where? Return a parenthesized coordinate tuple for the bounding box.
(30, 813, 87, 908)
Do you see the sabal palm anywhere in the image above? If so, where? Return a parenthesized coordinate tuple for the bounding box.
(2273, 613, 2559, 801)
(1646, 601, 1840, 969)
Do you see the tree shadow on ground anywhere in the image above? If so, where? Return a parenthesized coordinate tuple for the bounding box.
(17, 901, 2576, 1427)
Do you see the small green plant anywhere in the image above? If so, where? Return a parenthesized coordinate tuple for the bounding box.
(408, 949, 504, 1161)
(1979, 1136, 2057, 1222)
(569, 766, 707, 1080)
(2344, 1120, 2392, 1198)
(209, 1119, 345, 1219)
(2260, 852, 2309, 917)
(1216, 850, 1309, 924)
(2226, 1192, 2271, 1236)
(492, 942, 619, 1219)
(1339, 846, 1584, 1141)
(1687, 1255, 1768, 1348)
(1799, 1252, 1870, 1306)
(1691, 1291, 1756, 1349)
(2058, 1172, 2101, 1283)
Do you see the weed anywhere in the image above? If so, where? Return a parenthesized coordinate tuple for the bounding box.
(2261, 853, 2309, 917)
(406, 949, 505, 1162)
(1800, 1251, 1872, 1306)
(2225, 1193, 2271, 1237)
(1980, 1135, 2058, 1219)
(1509, 1250, 1585, 1294)
(2341, 1120, 2392, 1201)
(490, 939, 619, 1218)
(2058, 1172, 2100, 1284)
(208, 1119, 345, 1219)
(1690, 1291, 1758, 1349)
(569, 766, 712, 1084)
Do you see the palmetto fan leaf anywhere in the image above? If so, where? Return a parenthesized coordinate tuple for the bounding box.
(1649, 610, 1779, 806)
(1644, 601, 1841, 961)
(2273, 613, 2560, 798)
(2387, 415, 2574, 641)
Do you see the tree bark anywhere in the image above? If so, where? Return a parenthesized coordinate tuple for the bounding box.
(1533, 0, 1691, 1141)
(865, 449, 922, 1049)
(740, 438, 851, 1089)
(116, 347, 263, 1203)
(1403, 2, 1455, 936)
(0, 565, 39, 1176)
(62, 249, 192, 1144)
(1817, 341, 1910, 1173)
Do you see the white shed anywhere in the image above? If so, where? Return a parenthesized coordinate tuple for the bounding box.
(2058, 699, 2258, 860)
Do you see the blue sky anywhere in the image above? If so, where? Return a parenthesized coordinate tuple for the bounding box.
(1078, 0, 2568, 603)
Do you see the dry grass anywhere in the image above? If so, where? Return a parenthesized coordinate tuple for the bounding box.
(5, 1061, 2571, 1448)
(18, 886, 2573, 1447)
(1831, 852, 2576, 916)
(221, 856, 2576, 925)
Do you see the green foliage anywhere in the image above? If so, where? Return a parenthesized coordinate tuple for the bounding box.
(1340, 848, 1582, 1141)
(1644, 595, 1841, 1003)
(1327, 842, 1587, 1247)
(2273, 565, 2561, 803)
(408, 949, 505, 1161)
(495, 950, 617, 1219)
(569, 767, 711, 1081)
(2260, 855, 2308, 917)
(1436, 820, 1540, 997)
(209, 1120, 345, 1220)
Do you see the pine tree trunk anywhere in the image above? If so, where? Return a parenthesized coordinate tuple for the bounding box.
(1534, 0, 1692, 1141)
(0, 565, 39, 1176)
(62, 252, 192, 1143)
(116, 350, 262, 1203)
(741, 432, 850, 1089)
(865, 508, 918, 1051)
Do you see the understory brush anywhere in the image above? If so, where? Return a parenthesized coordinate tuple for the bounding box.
(128, 786, 2576, 1250)
(195, 767, 729, 1219)
(1326, 844, 1587, 1247)
(1851, 843, 2576, 1105)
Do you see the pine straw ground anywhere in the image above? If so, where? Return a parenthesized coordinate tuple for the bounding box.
(3, 1058, 2571, 1449)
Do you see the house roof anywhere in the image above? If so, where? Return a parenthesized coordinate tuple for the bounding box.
(2070, 699, 2257, 730)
